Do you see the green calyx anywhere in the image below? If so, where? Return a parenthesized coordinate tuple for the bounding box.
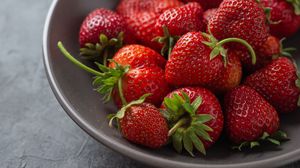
(232, 131, 289, 151)
(274, 38, 297, 58)
(58, 41, 129, 104)
(295, 72, 300, 106)
(162, 91, 214, 156)
(202, 32, 257, 66)
(80, 32, 124, 66)
(109, 93, 152, 128)
(153, 25, 181, 59)
(264, 7, 282, 25)
(286, 0, 300, 15)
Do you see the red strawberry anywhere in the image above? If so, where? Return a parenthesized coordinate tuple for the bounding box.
(225, 86, 287, 149)
(113, 66, 171, 107)
(117, 0, 183, 51)
(203, 8, 218, 29)
(79, 9, 134, 63)
(109, 45, 166, 69)
(57, 42, 171, 108)
(260, 0, 300, 38)
(244, 57, 300, 113)
(208, 52, 242, 94)
(165, 32, 255, 87)
(182, 0, 223, 10)
(208, 0, 269, 50)
(110, 96, 169, 148)
(154, 2, 205, 56)
(238, 35, 281, 73)
(162, 87, 224, 155)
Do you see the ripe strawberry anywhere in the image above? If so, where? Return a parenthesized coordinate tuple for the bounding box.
(208, 52, 242, 94)
(203, 8, 218, 29)
(113, 66, 172, 107)
(79, 9, 134, 64)
(260, 0, 300, 38)
(117, 0, 183, 51)
(224, 86, 287, 149)
(154, 2, 205, 56)
(109, 45, 166, 69)
(239, 36, 280, 73)
(208, 0, 269, 50)
(182, 0, 223, 10)
(165, 32, 255, 87)
(110, 95, 169, 148)
(57, 42, 171, 108)
(161, 87, 224, 155)
(244, 57, 300, 113)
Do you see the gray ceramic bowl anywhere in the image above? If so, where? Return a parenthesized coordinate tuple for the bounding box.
(43, 0, 300, 167)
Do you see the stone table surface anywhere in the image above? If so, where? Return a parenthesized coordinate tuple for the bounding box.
(0, 0, 299, 168)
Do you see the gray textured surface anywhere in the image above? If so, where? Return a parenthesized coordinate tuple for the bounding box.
(0, 0, 299, 168)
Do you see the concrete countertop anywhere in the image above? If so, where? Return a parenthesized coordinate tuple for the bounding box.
(0, 0, 299, 167)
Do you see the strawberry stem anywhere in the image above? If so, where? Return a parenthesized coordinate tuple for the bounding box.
(58, 41, 102, 76)
(217, 38, 257, 65)
(118, 78, 128, 106)
(168, 117, 189, 136)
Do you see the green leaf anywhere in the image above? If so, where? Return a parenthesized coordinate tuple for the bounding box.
(172, 129, 184, 153)
(181, 91, 190, 103)
(267, 138, 281, 145)
(260, 132, 270, 140)
(164, 97, 178, 112)
(182, 103, 194, 115)
(189, 129, 206, 155)
(191, 96, 202, 113)
(271, 130, 289, 141)
(193, 125, 212, 142)
(250, 141, 260, 149)
(210, 47, 220, 60)
(183, 130, 194, 157)
(195, 114, 214, 124)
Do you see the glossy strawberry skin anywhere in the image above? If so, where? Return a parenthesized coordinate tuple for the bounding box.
(120, 103, 169, 148)
(113, 67, 172, 107)
(203, 8, 218, 29)
(208, 0, 269, 50)
(208, 52, 242, 94)
(260, 0, 300, 38)
(163, 87, 224, 148)
(165, 32, 224, 86)
(79, 8, 131, 47)
(244, 57, 300, 113)
(109, 45, 166, 69)
(224, 86, 279, 144)
(238, 36, 280, 73)
(117, 0, 183, 51)
(182, 0, 223, 10)
(156, 2, 205, 36)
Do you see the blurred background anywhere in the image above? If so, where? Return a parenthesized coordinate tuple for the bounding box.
(0, 0, 299, 167)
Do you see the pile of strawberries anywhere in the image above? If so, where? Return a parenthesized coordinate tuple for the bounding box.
(58, 0, 300, 156)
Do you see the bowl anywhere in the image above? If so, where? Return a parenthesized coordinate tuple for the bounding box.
(43, 0, 300, 167)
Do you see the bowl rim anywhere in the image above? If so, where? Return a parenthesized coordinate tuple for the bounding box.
(43, 0, 300, 167)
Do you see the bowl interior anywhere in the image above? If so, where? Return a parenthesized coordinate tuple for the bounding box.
(44, 0, 300, 167)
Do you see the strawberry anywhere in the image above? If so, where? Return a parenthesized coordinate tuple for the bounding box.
(203, 8, 218, 29)
(165, 32, 256, 87)
(224, 86, 288, 149)
(109, 45, 166, 69)
(161, 87, 224, 155)
(57, 42, 171, 108)
(260, 0, 300, 38)
(154, 2, 205, 56)
(244, 57, 300, 113)
(79, 9, 133, 64)
(208, 0, 269, 50)
(182, 0, 223, 10)
(109, 95, 169, 149)
(208, 52, 242, 94)
(112, 66, 172, 107)
(117, 0, 183, 51)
